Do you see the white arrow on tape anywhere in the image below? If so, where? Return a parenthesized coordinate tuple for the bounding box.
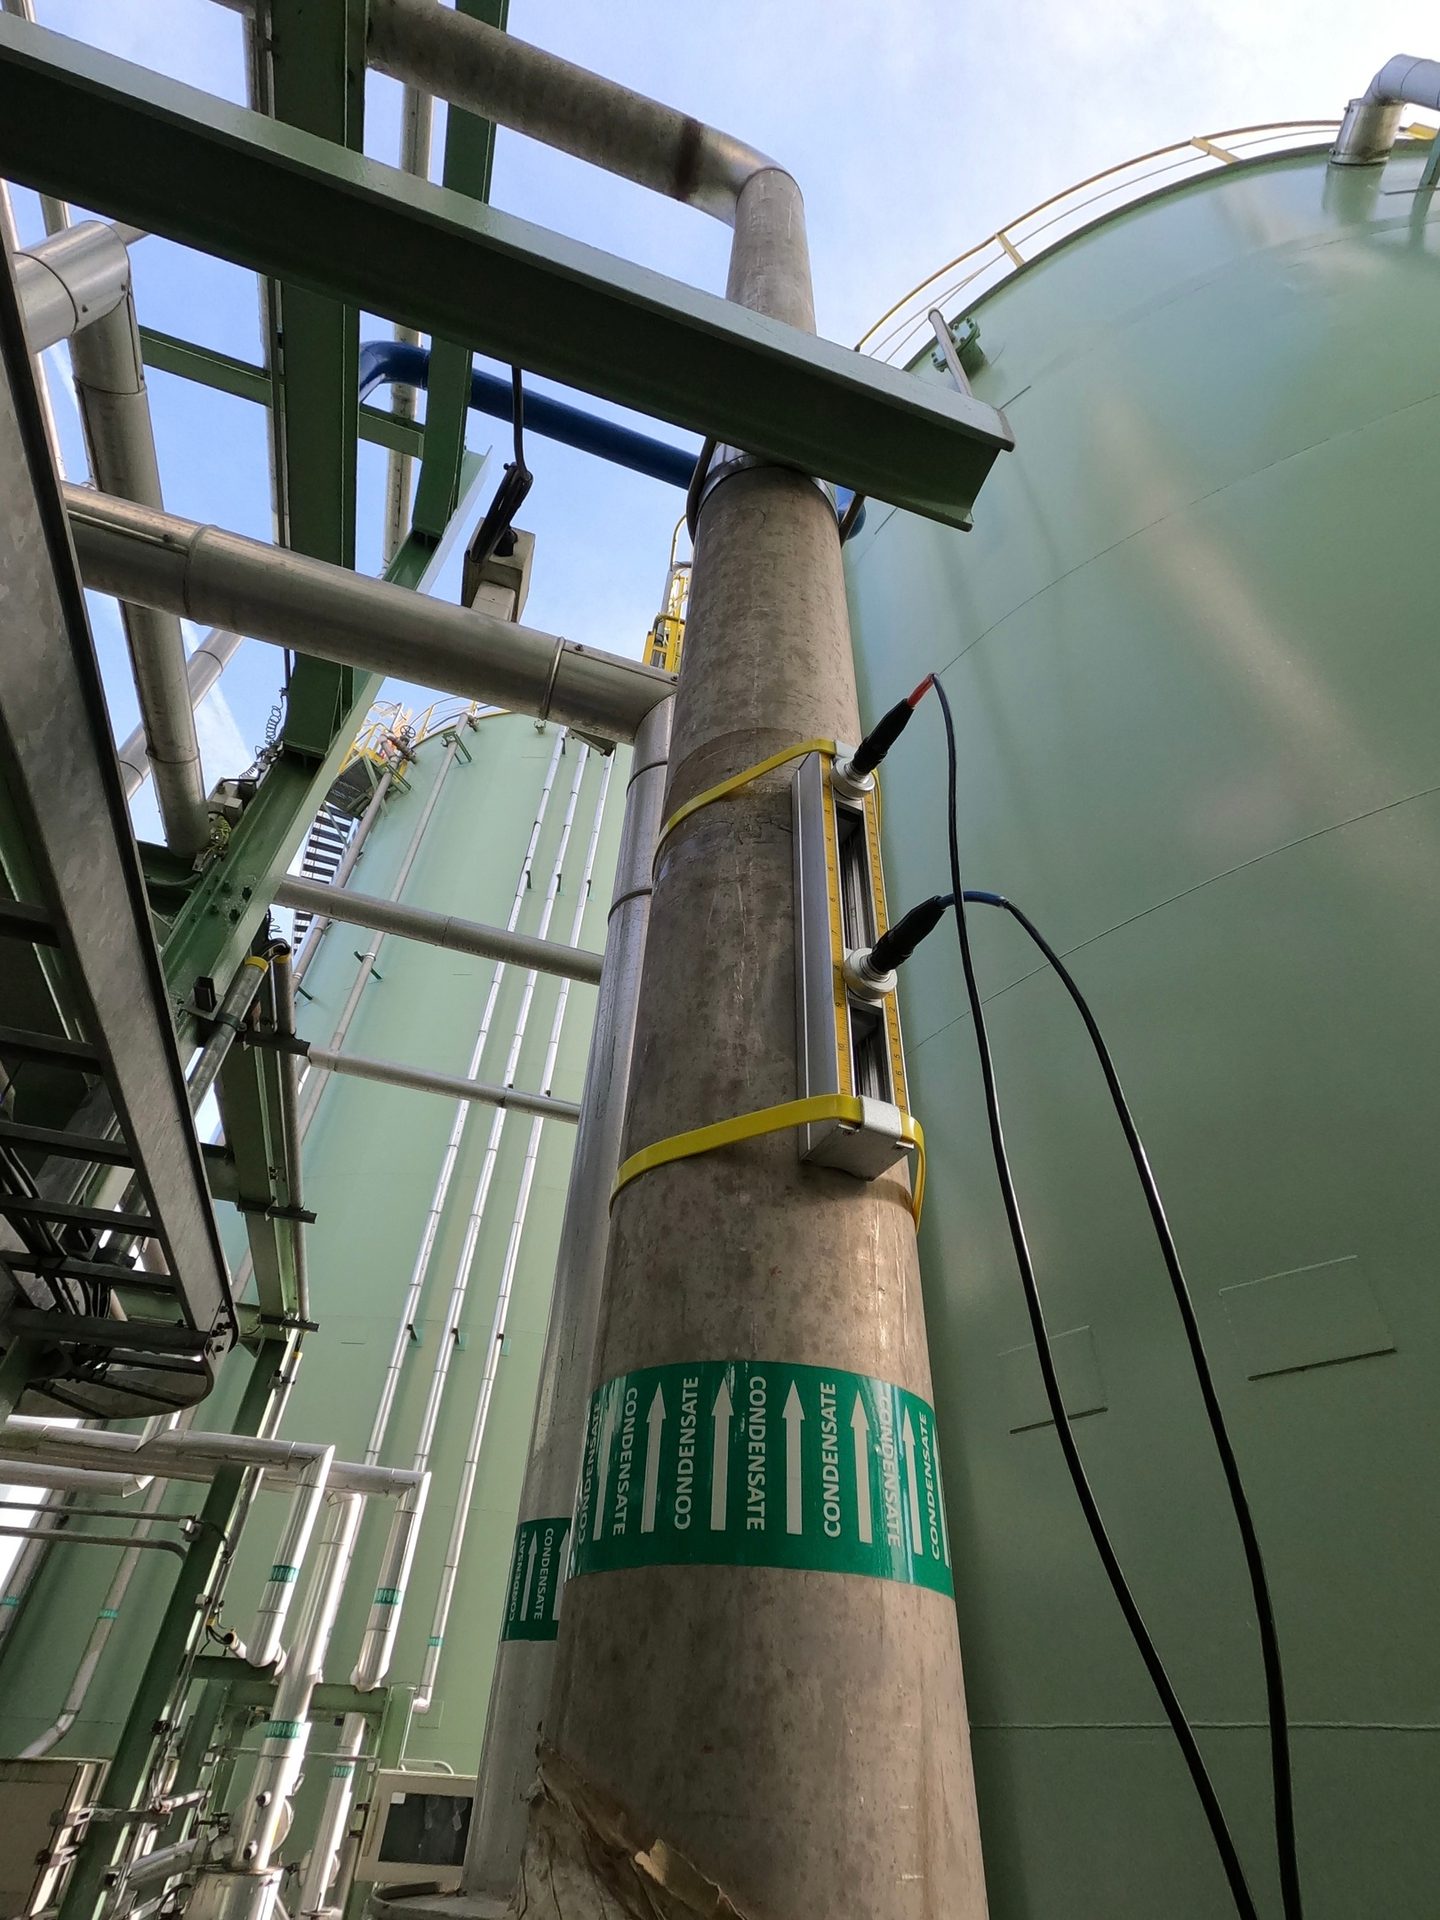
(851, 1392, 873, 1545)
(592, 1395, 616, 1539)
(902, 1408, 923, 1555)
(641, 1384, 665, 1534)
(521, 1533, 537, 1619)
(784, 1382, 804, 1535)
(711, 1377, 733, 1530)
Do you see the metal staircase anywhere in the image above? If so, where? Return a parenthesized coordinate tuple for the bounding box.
(0, 249, 235, 1418)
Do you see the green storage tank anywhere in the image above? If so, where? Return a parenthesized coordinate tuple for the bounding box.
(0, 711, 624, 1816)
(845, 137, 1440, 1917)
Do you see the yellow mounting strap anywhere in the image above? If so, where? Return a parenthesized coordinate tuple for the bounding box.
(654, 737, 838, 859)
(612, 1092, 926, 1224)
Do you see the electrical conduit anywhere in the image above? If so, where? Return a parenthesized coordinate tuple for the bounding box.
(415, 752, 614, 1711)
(297, 731, 569, 1917)
(351, 741, 592, 1693)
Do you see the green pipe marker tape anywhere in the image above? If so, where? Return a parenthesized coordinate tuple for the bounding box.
(569, 1360, 953, 1596)
(500, 1517, 571, 1641)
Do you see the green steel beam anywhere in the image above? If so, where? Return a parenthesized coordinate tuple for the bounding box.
(266, 0, 366, 569)
(408, 0, 507, 541)
(0, 15, 1010, 527)
(217, 1038, 298, 1324)
(155, 488, 474, 1039)
(138, 327, 422, 457)
(159, 667, 380, 1031)
(57, 1343, 286, 1920)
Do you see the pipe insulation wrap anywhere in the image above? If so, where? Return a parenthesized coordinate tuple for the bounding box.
(365, 0, 786, 224)
(62, 486, 673, 743)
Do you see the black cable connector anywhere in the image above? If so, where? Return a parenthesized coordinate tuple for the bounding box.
(841, 674, 935, 782)
(867, 893, 952, 975)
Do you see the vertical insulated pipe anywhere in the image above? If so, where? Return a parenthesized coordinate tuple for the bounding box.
(117, 627, 244, 799)
(66, 270, 212, 856)
(297, 731, 569, 1918)
(383, 84, 432, 564)
(352, 740, 590, 1695)
(416, 752, 615, 1712)
(464, 696, 670, 1894)
(362, 730, 567, 1467)
(535, 93, 988, 1920)
(245, 1442, 333, 1672)
(208, 1491, 365, 1920)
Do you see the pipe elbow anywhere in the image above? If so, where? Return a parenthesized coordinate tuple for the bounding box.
(1332, 53, 1440, 165)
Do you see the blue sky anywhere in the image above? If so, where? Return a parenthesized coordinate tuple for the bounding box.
(8, 0, 1434, 840)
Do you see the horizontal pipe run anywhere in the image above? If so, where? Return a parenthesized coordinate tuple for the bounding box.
(366, 0, 781, 225)
(359, 339, 697, 490)
(0, 1462, 143, 1495)
(0, 1523, 187, 1558)
(301, 1045, 581, 1123)
(12, 217, 129, 352)
(119, 627, 243, 798)
(0, 1419, 425, 1499)
(273, 875, 603, 985)
(62, 485, 674, 744)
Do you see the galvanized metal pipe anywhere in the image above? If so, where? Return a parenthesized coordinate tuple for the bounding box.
(0, 1420, 425, 1500)
(118, 627, 244, 799)
(416, 753, 615, 1715)
(352, 746, 592, 1695)
(12, 218, 128, 352)
(464, 697, 670, 1892)
(366, 0, 783, 226)
(1332, 54, 1440, 164)
(63, 485, 674, 743)
(383, 85, 432, 563)
(274, 874, 603, 985)
(298, 1046, 580, 1123)
(67, 284, 212, 853)
(0, 178, 64, 466)
(14, 219, 210, 849)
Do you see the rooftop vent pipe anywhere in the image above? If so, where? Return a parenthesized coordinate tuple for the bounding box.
(1331, 55, 1440, 165)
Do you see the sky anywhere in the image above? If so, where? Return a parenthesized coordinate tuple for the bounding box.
(7, 0, 1436, 841)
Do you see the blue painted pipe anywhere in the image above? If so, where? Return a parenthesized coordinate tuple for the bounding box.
(359, 340, 697, 489)
(358, 339, 863, 530)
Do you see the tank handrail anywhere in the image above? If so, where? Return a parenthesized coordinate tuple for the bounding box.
(857, 119, 1364, 366)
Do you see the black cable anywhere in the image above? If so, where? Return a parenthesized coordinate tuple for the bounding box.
(930, 673, 1260, 1920)
(958, 883, 1303, 1920)
(684, 436, 716, 544)
(510, 364, 526, 470)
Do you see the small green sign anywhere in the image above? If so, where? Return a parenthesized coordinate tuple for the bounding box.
(500, 1516, 571, 1640)
(568, 1360, 953, 1595)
